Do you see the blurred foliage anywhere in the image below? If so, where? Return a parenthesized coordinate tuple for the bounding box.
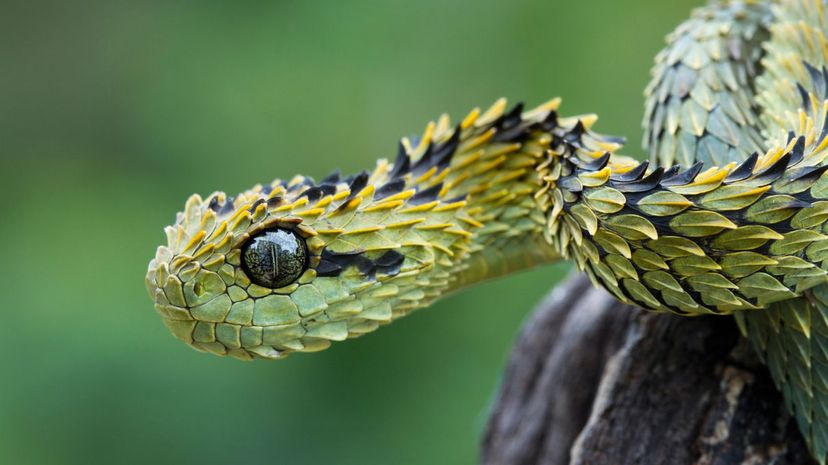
(0, 0, 698, 464)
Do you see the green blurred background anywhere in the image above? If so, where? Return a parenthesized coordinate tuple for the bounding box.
(1, 1, 698, 464)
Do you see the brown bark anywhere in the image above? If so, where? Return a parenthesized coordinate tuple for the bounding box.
(481, 273, 814, 465)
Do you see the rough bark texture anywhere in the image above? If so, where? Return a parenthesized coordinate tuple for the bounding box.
(482, 273, 815, 465)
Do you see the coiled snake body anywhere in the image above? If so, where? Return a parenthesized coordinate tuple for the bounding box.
(147, 1, 828, 461)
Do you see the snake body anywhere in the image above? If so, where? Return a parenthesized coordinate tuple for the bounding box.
(147, 1, 828, 461)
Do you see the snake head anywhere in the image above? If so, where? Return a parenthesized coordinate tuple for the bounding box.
(146, 150, 482, 360)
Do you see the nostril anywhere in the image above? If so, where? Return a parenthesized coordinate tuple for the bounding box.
(183, 270, 227, 307)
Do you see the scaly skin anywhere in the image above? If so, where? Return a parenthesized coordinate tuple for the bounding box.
(146, 0, 828, 462)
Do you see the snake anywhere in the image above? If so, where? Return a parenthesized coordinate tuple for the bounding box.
(146, 0, 828, 461)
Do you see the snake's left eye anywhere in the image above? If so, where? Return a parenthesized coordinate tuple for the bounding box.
(241, 229, 308, 288)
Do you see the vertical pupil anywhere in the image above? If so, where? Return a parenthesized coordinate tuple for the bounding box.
(241, 229, 307, 288)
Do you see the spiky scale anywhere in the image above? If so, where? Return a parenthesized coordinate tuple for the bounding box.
(584, 187, 626, 213)
(604, 214, 658, 241)
(671, 255, 721, 276)
(698, 184, 770, 210)
(605, 254, 638, 280)
(645, 236, 704, 258)
(631, 249, 669, 271)
(710, 226, 784, 250)
(669, 211, 737, 237)
(622, 278, 662, 309)
(593, 230, 631, 258)
(635, 190, 693, 216)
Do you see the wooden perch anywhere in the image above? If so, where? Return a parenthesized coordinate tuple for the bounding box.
(481, 273, 815, 465)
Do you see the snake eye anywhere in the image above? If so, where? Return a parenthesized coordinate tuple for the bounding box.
(241, 229, 308, 288)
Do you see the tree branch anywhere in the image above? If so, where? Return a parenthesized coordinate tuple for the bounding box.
(482, 273, 814, 465)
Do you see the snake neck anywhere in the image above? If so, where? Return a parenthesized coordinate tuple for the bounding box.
(385, 98, 570, 294)
(392, 99, 642, 294)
